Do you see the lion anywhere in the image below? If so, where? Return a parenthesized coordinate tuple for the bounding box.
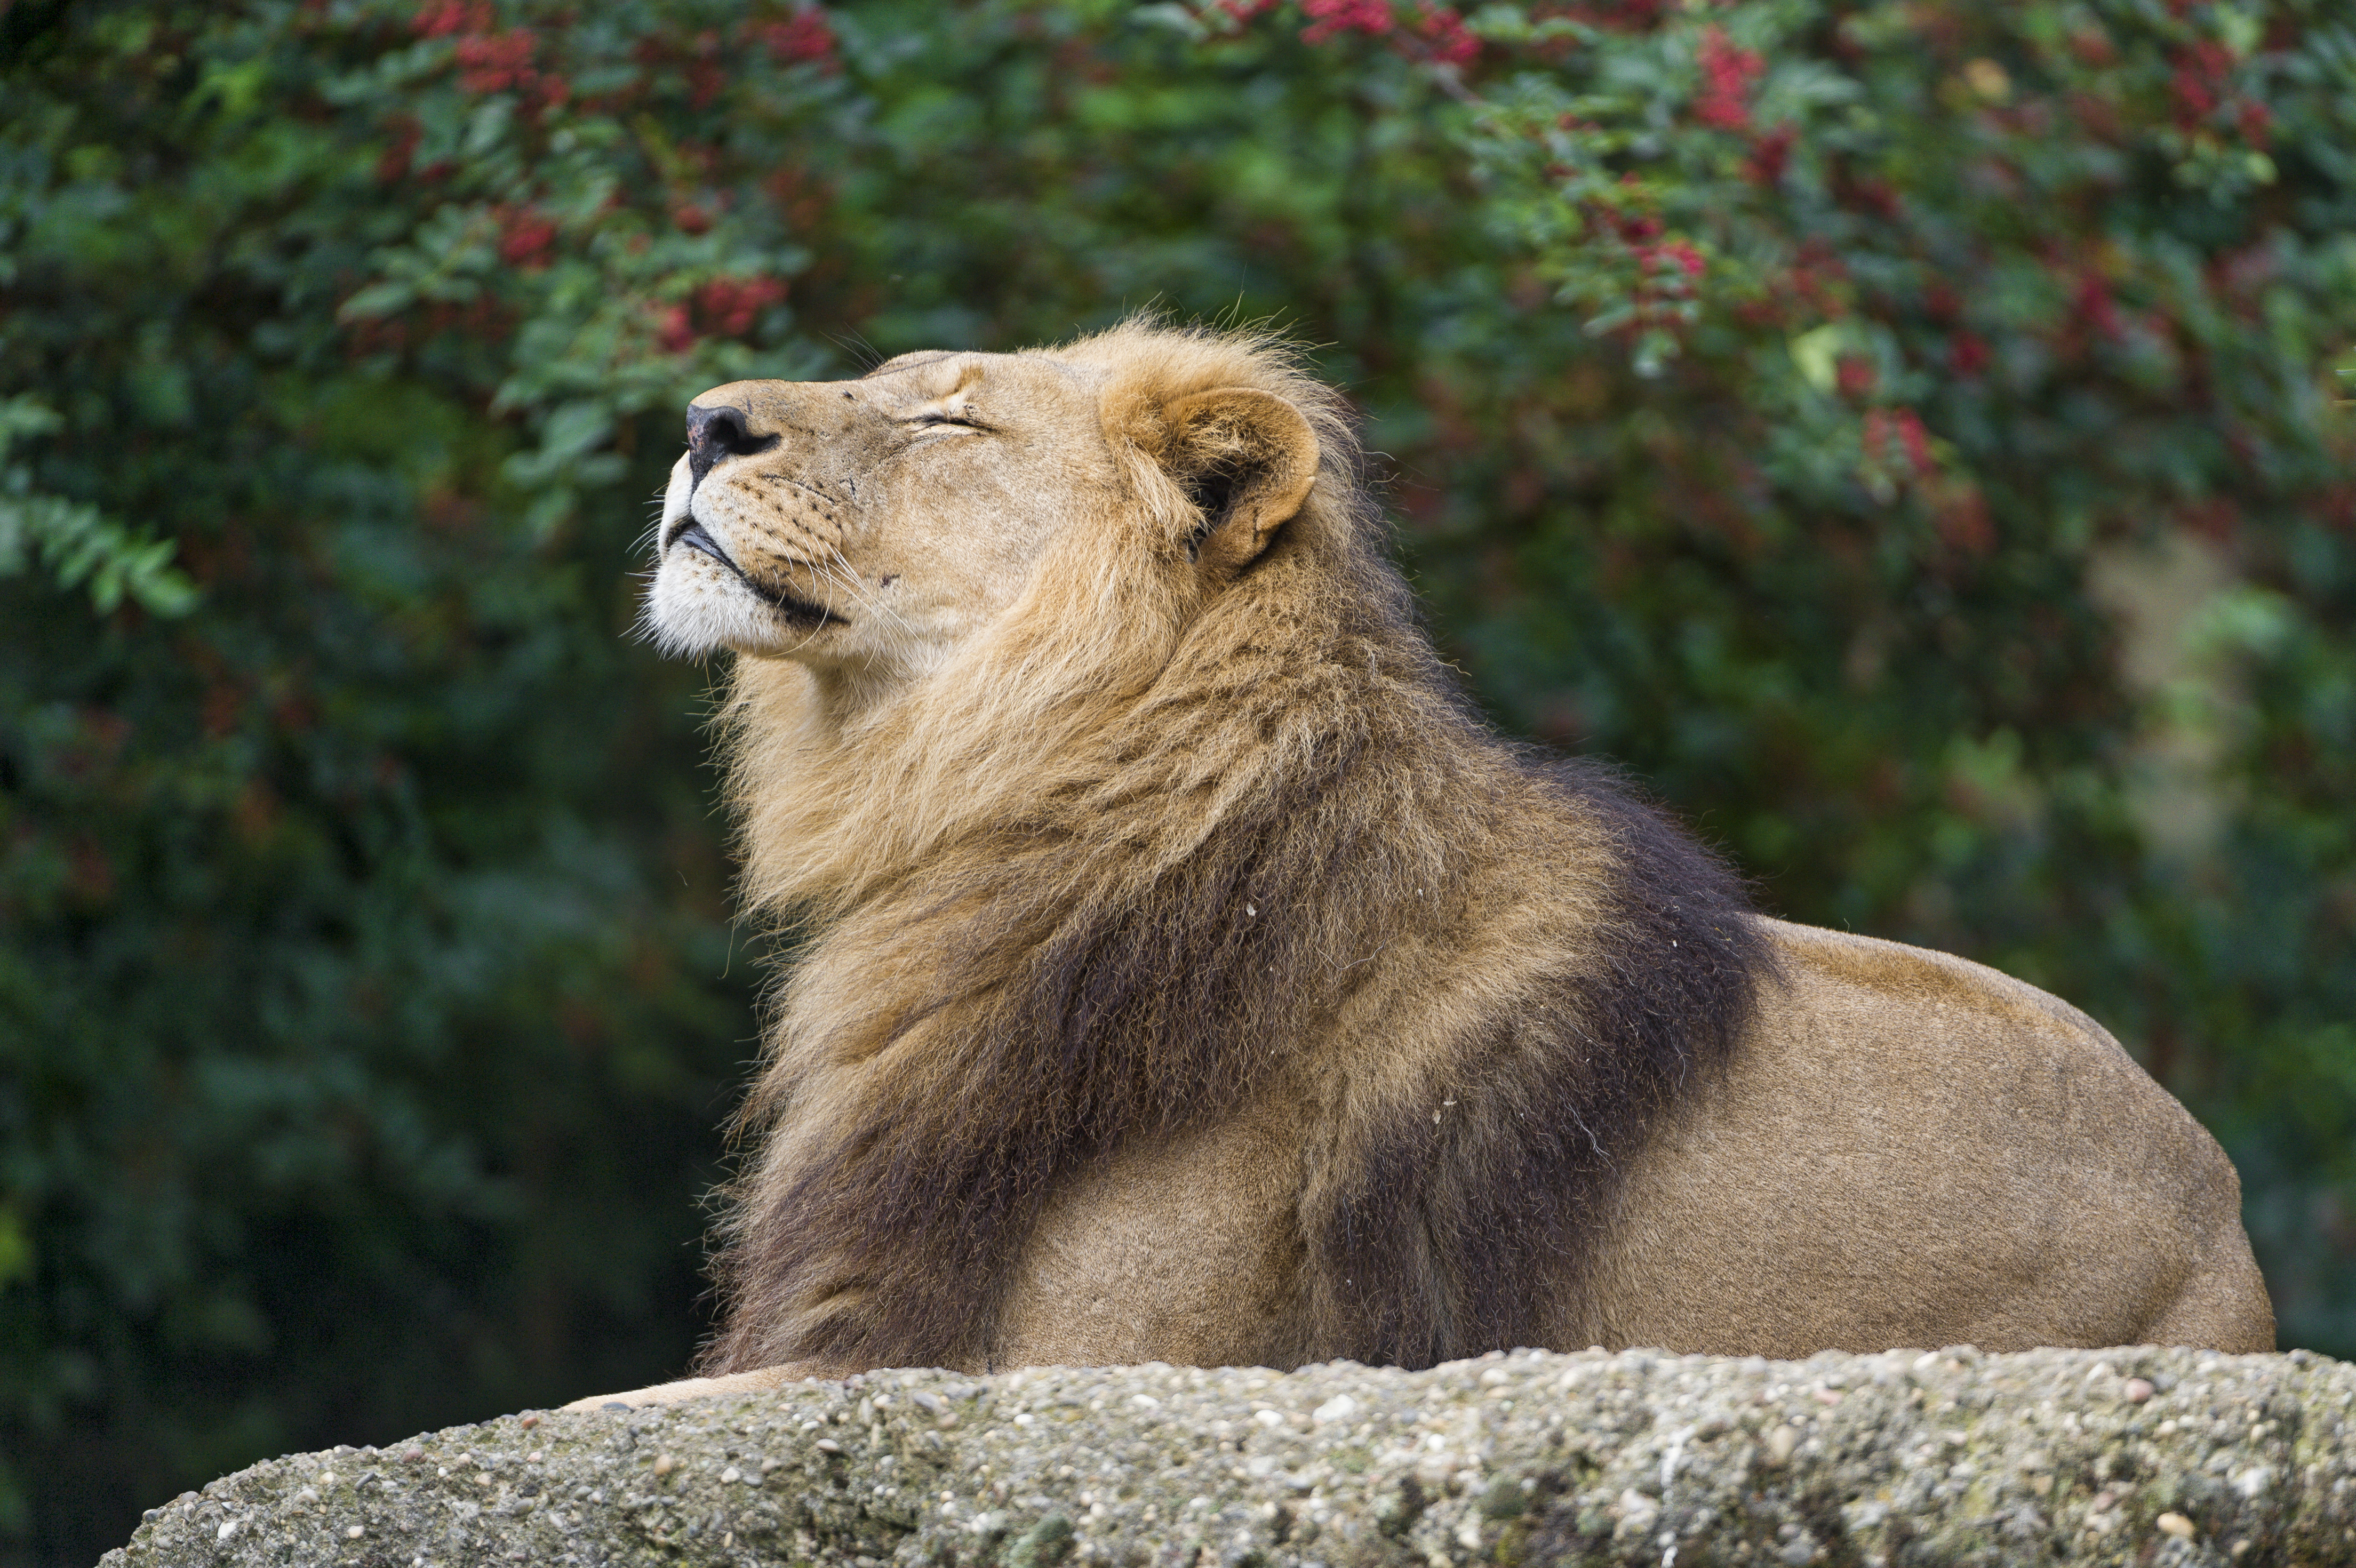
(576, 321, 2270, 1410)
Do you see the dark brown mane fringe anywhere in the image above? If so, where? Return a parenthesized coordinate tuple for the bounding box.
(1307, 751, 1767, 1366)
(701, 355, 1770, 1378)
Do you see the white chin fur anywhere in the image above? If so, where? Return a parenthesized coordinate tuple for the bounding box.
(649, 547, 846, 659)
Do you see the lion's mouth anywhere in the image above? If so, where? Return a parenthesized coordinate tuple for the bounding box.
(671, 521, 843, 627)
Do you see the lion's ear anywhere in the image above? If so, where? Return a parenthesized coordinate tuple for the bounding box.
(1156, 388, 1320, 575)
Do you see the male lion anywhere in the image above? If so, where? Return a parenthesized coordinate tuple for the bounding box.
(582, 322, 2270, 1409)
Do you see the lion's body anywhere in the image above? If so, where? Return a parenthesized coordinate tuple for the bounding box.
(988, 917, 2266, 1370)
(582, 323, 2269, 1409)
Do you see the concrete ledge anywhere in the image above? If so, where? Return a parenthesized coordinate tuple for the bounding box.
(108, 1345, 2356, 1567)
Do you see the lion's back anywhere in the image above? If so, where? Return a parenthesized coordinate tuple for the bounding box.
(1565, 917, 2272, 1357)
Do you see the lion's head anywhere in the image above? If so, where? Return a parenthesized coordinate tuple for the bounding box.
(646, 324, 1335, 674)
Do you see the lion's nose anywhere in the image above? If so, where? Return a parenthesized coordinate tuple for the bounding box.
(685, 404, 776, 482)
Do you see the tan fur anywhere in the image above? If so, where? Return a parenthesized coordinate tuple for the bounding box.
(567, 322, 2269, 1412)
(1576, 922, 2268, 1356)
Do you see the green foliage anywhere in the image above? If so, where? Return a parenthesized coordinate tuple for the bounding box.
(2, 0, 2351, 1562)
(0, 397, 196, 615)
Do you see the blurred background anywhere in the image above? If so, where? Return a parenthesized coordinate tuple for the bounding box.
(2, 0, 2351, 1559)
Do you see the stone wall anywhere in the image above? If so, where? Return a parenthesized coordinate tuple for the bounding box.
(108, 1345, 2356, 1568)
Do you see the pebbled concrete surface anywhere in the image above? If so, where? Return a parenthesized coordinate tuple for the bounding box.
(105, 1345, 2356, 1568)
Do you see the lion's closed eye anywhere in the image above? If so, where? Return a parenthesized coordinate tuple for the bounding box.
(899, 409, 989, 434)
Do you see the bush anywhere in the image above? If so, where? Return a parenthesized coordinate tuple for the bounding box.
(3, 1, 2350, 1561)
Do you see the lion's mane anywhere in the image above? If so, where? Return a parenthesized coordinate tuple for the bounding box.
(702, 323, 1769, 1375)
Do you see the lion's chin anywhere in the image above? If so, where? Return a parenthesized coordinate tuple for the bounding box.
(645, 549, 842, 659)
